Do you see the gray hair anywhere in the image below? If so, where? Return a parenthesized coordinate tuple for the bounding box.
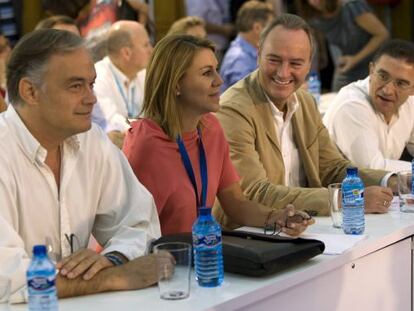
(7, 29, 84, 106)
(259, 13, 316, 60)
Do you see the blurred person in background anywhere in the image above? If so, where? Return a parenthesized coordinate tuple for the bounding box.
(41, 0, 151, 62)
(220, 0, 274, 93)
(167, 16, 207, 38)
(296, 0, 389, 91)
(185, 0, 236, 61)
(93, 20, 153, 149)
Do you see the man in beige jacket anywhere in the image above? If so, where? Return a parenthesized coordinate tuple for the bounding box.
(214, 14, 394, 228)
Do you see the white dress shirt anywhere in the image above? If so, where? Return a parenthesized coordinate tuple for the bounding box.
(93, 56, 146, 132)
(0, 106, 160, 301)
(267, 93, 307, 187)
(323, 77, 414, 172)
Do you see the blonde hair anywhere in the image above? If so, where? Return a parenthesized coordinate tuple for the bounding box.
(143, 35, 215, 139)
(167, 16, 205, 36)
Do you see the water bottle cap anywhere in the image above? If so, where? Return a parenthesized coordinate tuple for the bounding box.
(198, 207, 212, 216)
(32, 245, 47, 256)
(310, 70, 318, 76)
(346, 167, 358, 175)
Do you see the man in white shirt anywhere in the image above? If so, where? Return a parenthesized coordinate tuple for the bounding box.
(93, 20, 153, 148)
(323, 39, 414, 172)
(214, 14, 395, 227)
(0, 29, 162, 301)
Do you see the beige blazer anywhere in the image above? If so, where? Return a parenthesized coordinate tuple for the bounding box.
(214, 70, 386, 228)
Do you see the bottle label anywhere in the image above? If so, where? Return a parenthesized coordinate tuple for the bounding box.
(193, 234, 221, 248)
(28, 276, 55, 292)
(343, 189, 364, 205)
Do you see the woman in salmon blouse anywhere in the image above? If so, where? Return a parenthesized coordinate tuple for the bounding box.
(123, 34, 314, 236)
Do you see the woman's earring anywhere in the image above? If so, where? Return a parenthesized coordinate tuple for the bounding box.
(176, 91, 180, 96)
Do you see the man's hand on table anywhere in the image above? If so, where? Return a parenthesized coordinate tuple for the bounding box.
(364, 186, 393, 213)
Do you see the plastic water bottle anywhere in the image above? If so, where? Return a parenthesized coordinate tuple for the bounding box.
(192, 207, 224, 287)
(27, 245, 58, 311)
(308, 71, 321, 105)
(342, 167, 365, 235)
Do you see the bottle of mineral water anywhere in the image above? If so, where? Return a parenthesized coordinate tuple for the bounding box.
(342, 167, 365, 235)
(192, 207, 224, 287)
(27, 245, 58, 311)
(308, 71, 321, 105)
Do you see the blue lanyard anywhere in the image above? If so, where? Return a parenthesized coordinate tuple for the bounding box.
(110, 68, 137, 118)
(176, 128, 208, 212)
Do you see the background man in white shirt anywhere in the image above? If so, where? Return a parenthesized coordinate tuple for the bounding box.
(0, 29, 162, 301)
(323, 39, 414, 172)
(93, 20, 153, 148)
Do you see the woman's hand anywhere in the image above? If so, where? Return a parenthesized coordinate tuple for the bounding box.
(267, 204, 315, 237)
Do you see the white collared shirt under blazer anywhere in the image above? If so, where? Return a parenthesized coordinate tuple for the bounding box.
(0, 106, 160, 301)
(323, 77, 414, 172)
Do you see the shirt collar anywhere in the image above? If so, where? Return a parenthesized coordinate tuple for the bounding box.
(4, 105, 80, 163)
(106, 56, 137, 86)
(264, 91, 299, 121)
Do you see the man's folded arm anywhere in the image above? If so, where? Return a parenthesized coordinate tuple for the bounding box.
(56, 254, 159, 298)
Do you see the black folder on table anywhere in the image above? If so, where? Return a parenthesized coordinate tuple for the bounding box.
(151, 230, 325, 277)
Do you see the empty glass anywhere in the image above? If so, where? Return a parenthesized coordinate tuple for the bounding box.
(397, 171, 414, 213)
(328, 183, 342, 228)
(153, 242, 191, 300)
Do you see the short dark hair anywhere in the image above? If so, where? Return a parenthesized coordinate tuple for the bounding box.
(259, 13, 315, 60)
(236, 1, 274, 33)
(372, 39, 414, 65)
(35, 15, 78, 31)
(7, 29, 84, 105)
